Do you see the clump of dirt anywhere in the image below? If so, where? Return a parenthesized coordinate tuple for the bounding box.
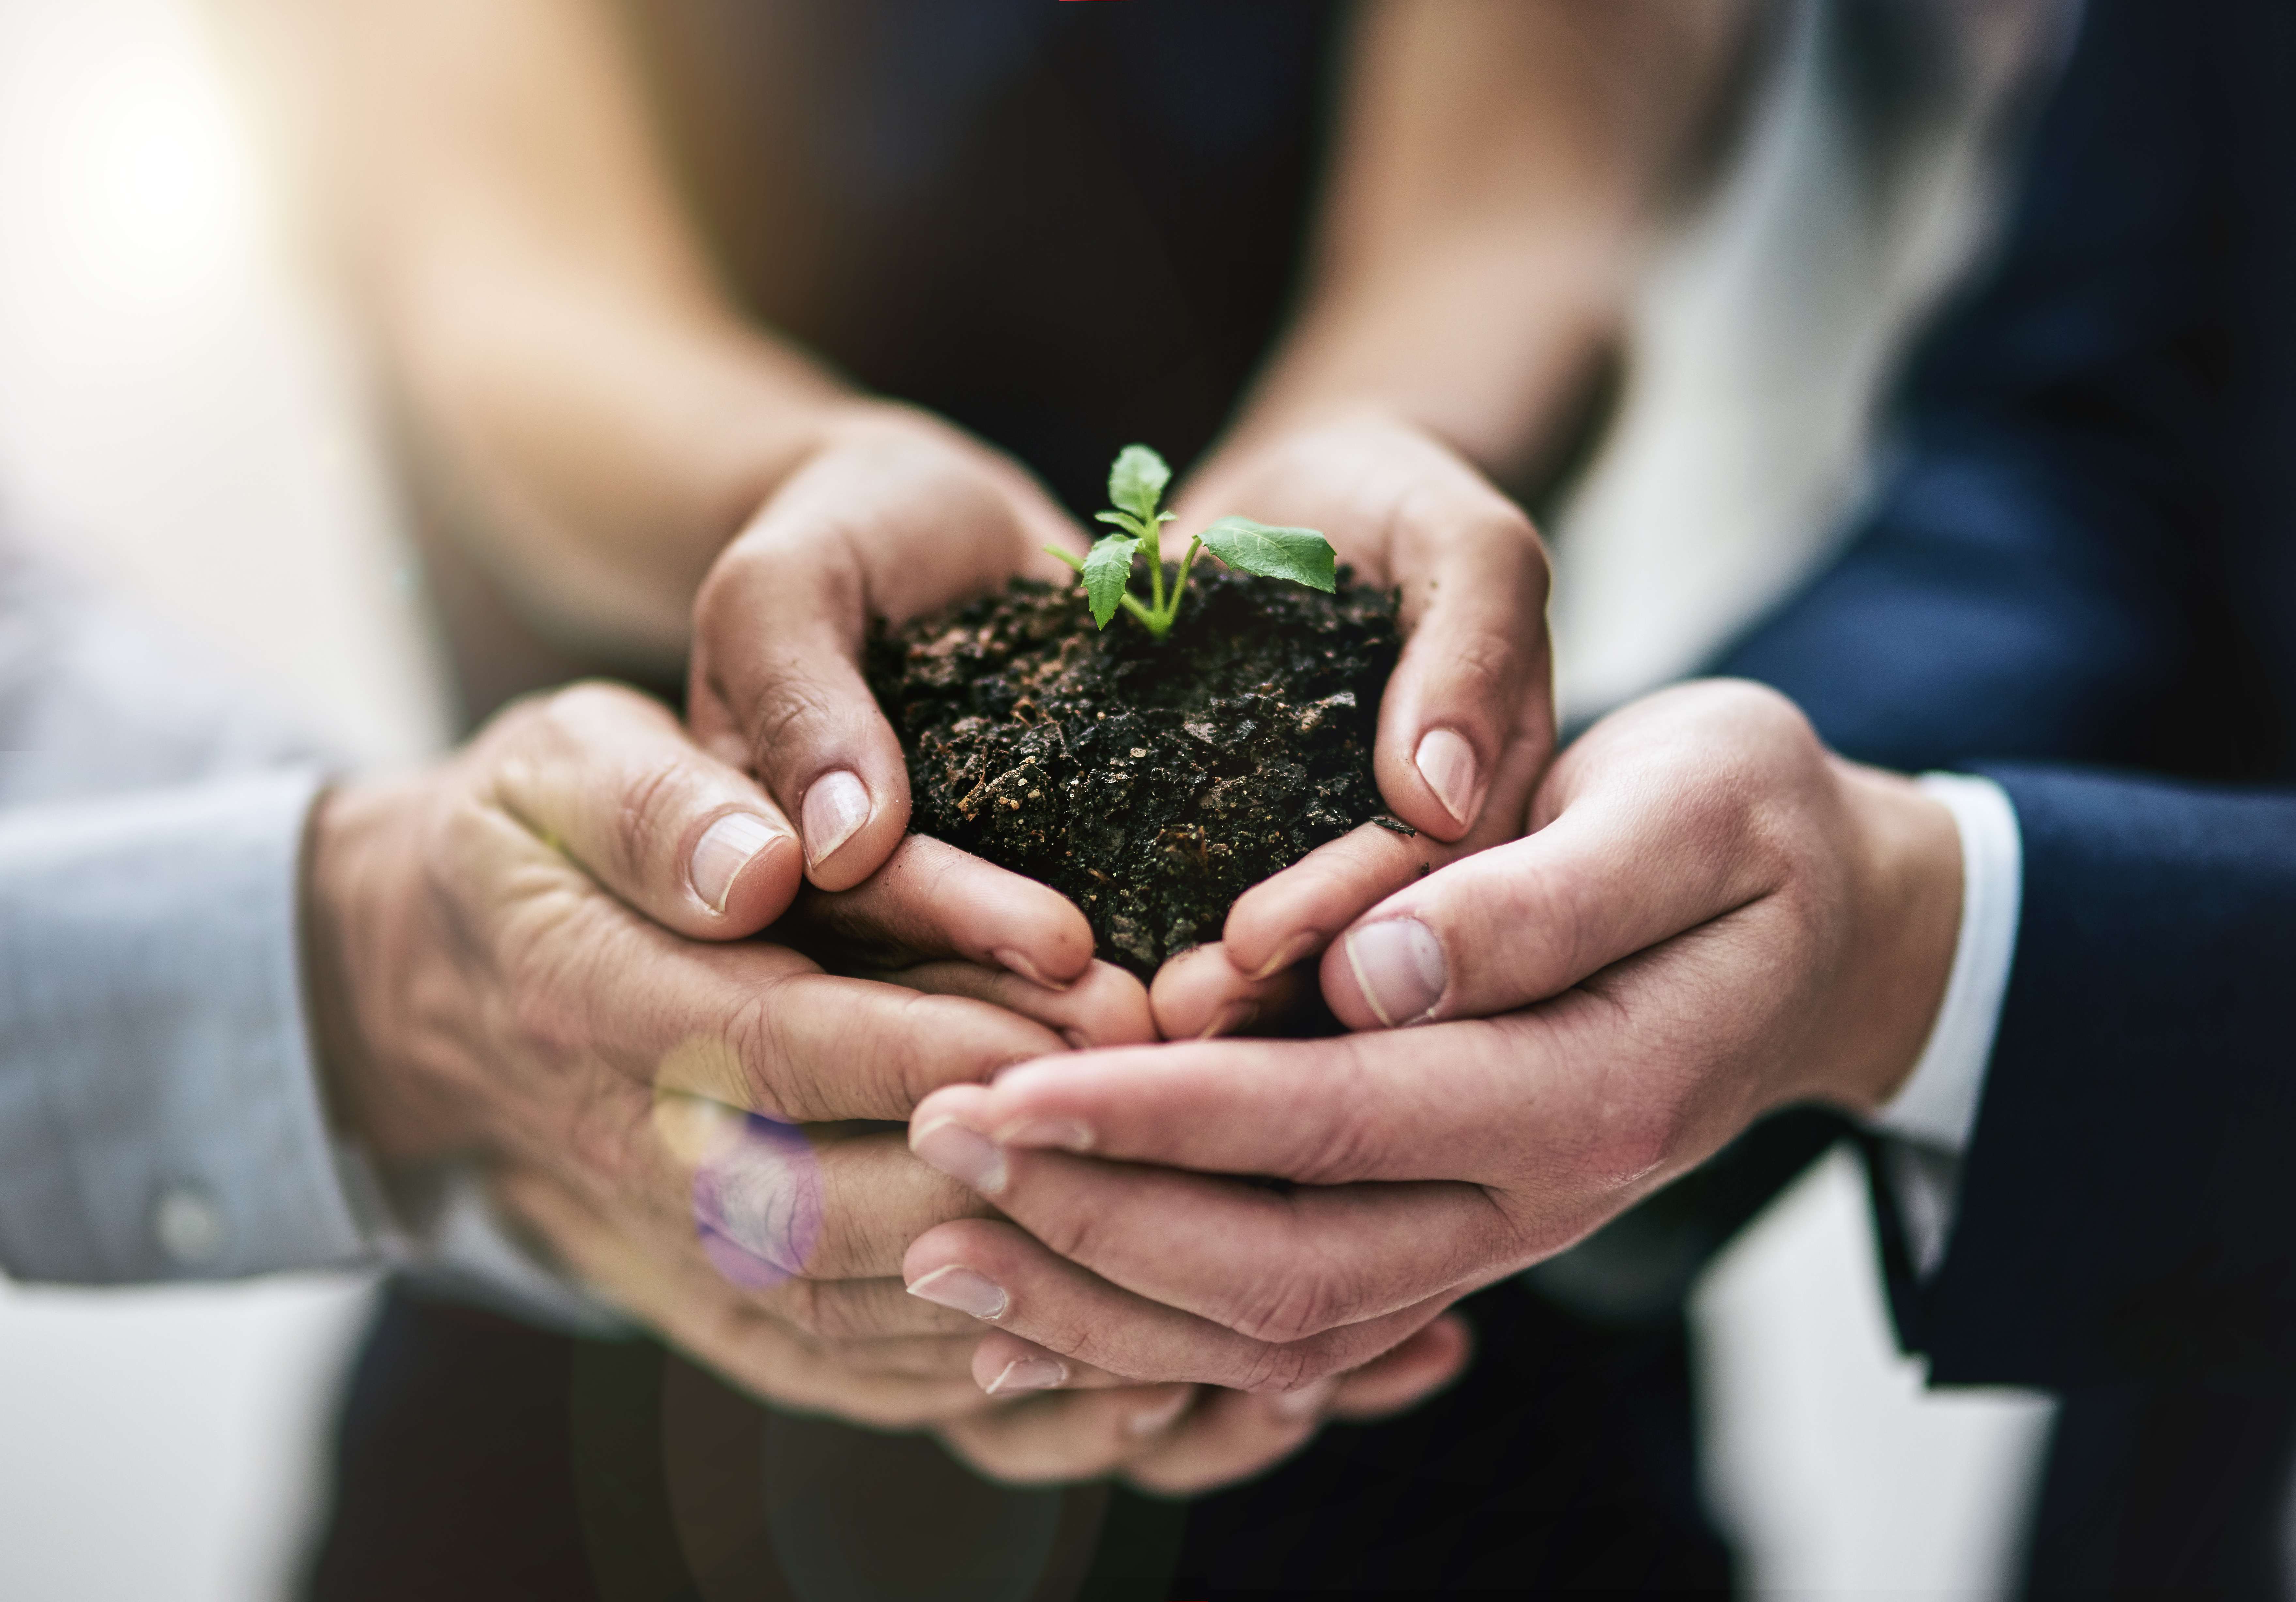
(867, 566, 1402, 976)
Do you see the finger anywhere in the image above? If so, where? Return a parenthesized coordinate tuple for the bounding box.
(1180, 421, 1554, 843)
(690, 412, 1080, 891)
(936, 1384, 1199, 1486)
(442, 798, 1005, 1130)
(1114, 1320, 1466, 1498)
(893, 959, 1156, 1050)
(666, 1116, 991, 1281)
(903, 1214, 1463, 1382)
(755, 1276, 985, 1344)
(1369, 476, 1554, 843)
(801, 1334, 982, 1381)
(793, 834, 1099, 990)
(1319, 680, 1814, 1029)
(1115, 1316, 1469, 1498)
(1120, 1386, 1326, 1498)
(485, 681, 802, 938)
(916, 1024, 1551, 1189)
(916, 1004, 1740, 1290)
(496, 1165, 992, 1430)
(1212, 818, 1487, 993)
(966, 1333, 1142, 1397)
(1146, 942, 1303, 1042)
(644, 966, 1070, 1121)
(1325, 1311, 1473, 1421)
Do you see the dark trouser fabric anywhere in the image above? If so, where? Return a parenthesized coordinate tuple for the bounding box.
(302, 1277, 1733, 1599)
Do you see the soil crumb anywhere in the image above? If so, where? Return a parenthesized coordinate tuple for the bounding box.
(867, 566, 1400, 976)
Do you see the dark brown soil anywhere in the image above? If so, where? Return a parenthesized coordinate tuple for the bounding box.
(867, 566, 1403, 976)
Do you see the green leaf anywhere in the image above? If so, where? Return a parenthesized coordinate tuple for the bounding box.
(1094, 509, 1149, 538)
(1081, 534, 1138, 628)
(1198, 517, 1337, 593)
(1107, 445, 1171, 524)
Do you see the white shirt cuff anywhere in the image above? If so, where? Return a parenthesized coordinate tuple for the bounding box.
(1874, 773, 2024, 1153)
(1866, 773, 2022, 1279)
(0, 769, 375, 1281)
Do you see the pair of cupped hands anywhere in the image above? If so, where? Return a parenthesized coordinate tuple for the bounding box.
(307, 404, 1959, 1494)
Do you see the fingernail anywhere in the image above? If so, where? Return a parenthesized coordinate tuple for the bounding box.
(911, 1119, 1008, 1194)
(802, 770, 871, 868)
(689, 812, 782, 913)
(994, 947, 1073, 992)
(1128, 1390, 1193, 1436)
(1198, 1000, 1258, 1040)
(1246, 931, 1320, 983)
(994, 1117, 1094, 1152)
(905, 1264, 1009, 1321)
(1060, 1028, 1092, 1052)
(1414, 729, 1482, 829)
(1343, 917, 1447, 1028)
(985, 1355, 1068, 1395)
(1274, 1376, 1339, 1420)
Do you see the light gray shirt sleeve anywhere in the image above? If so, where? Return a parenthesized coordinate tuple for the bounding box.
(0, 767, 373, 1280)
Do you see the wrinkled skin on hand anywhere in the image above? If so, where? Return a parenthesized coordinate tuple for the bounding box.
(903, 682, 1962, 1403)
(306, 680, 1456, 1488)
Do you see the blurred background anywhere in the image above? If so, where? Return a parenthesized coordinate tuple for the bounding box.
(0, 0, 2053, 1594)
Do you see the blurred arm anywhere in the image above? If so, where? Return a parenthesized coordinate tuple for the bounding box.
(0, 768, 374, 1283)
(1227, 0, 1757, 484)
(267, 0, 850, 672)
(0, 555, 369, 1282)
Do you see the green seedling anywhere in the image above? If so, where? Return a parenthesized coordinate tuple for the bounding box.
(1047, 444, 1336, 638)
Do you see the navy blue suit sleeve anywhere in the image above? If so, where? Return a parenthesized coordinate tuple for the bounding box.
(1923, 768, 2296, 1386)
(1714, 1, 2296, 1384)
(1724, 0, 2250, 778)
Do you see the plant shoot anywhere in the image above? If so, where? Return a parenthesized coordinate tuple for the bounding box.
(1047, 444, 1336, 638)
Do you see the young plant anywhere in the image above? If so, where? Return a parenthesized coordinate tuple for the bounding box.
(1047, 444, 1336, 638)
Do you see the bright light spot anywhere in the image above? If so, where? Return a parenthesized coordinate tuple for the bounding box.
(0, 3, 269, 308)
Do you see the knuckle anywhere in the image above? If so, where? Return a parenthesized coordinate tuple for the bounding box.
(1022, 1194, 1100, 1267)
(1435, 630, 1521, 710)
(1227, 1260, 1356, 1347)
(1285, 1111, 1383, 1189)
(542, 678, 635, 730)
(773, 1277, 835, 1339)
(613, 756, 691, 882)
(1576, 1092, 1691, 1191)
(1231, 1337, 1324, 1394)
(725, 989, 814, 1116)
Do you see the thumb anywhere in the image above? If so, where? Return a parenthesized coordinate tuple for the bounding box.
(1320, 681, 1812, 1029)
(688, 410, 1082, 891)
(483, 682, 803, 939)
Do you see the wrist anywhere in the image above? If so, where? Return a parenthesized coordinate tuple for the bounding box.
(1825, 760, 1965, 1114)
(301, 781, 472, 1163)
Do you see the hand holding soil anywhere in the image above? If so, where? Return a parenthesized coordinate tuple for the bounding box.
(686, 402, 1090, 902)
(1150, 413, 1557, 1037)
(869, 429, 1554, 1027)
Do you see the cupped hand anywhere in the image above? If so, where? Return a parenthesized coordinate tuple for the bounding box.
(304, 681, 1158, 1446)
(1153, 411, 1554, 1037)
(898, 680, 1963, 1390)
(506, 1142, 1471, 1492)
(687, 403, 1087, 900)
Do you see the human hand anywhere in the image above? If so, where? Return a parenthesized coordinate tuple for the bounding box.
(1152, 410, 1554, 1037)
(686, 403, 1088, 903)
(897, 681, 1961, 1390)
(503, 1147, 1472, 1492)
(301, 681, 1153, 1438)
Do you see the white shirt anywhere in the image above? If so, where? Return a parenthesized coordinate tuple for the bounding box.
(1868, 772, 2026, 1276)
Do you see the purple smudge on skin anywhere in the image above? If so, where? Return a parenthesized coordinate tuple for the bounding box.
(690, 1112, 823, 1291)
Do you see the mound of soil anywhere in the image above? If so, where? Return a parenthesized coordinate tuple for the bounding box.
(867, 566, 1403, 976)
